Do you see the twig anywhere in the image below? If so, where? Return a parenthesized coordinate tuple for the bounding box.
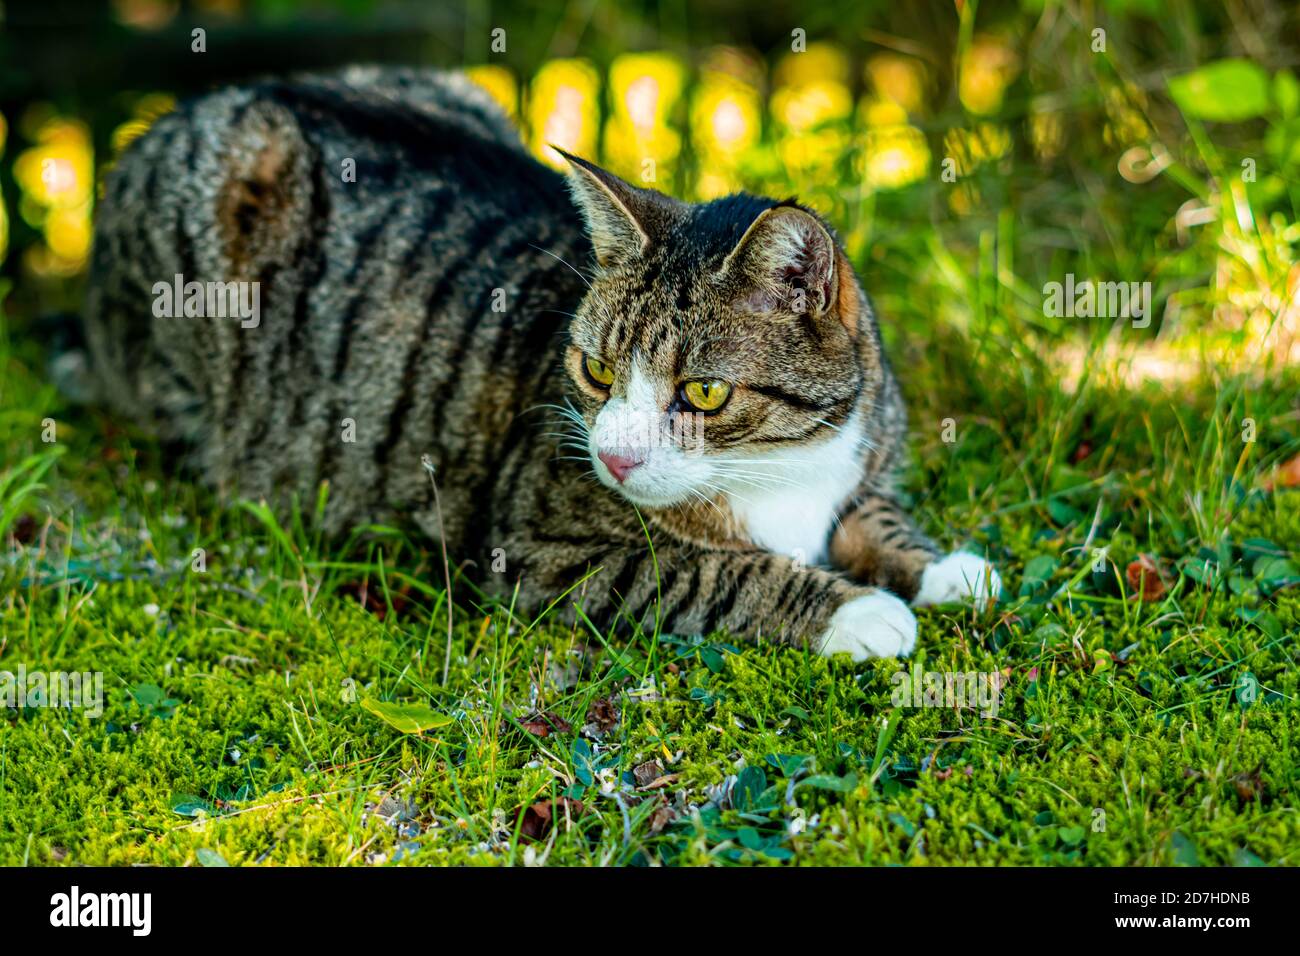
(421, 455, 455, 686)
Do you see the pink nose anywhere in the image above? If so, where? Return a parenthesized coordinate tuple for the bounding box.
(598, 451, 643, 483)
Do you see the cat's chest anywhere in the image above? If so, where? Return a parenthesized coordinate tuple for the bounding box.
(721, 417, 866, 566)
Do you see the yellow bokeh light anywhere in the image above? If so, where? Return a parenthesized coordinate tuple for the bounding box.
(14, 118, 93, 209)
(865, 54, 927, 115)
(465, 65, 519, 121)
(45, 207, 92, 260)
(943, 123, 1012, 176)
(1028, 106, 1065, 163)
(959, 35, 1019, 116)
(690, 48, 762, 199)
(771, 81, 852, 132)
(13, 115, 94, 271)
(858, 99, 930, 190)
(603, 53, 686, 190)
(774, 43, 849, 90)
(111, 92, 175, 158)
(772, 40, 853, 196)
(527, 59, 600, 169)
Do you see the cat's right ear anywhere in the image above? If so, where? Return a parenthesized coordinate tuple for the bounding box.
(555, 148, 664, 268)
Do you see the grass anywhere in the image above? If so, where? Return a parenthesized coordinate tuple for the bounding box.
(2, 270, 1298, 865)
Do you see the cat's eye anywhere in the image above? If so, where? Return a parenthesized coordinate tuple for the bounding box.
(680, 380, 732, 413)
(584, 356, 615, 388)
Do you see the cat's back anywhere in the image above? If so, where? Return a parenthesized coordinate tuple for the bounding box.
(87, 67, 589, 533)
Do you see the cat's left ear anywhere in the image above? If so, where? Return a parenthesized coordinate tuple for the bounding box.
(721, 205, 841, 322)
(555, 148, 676, 268)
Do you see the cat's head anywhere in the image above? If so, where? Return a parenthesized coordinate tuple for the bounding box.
(558, 151, 881, 511)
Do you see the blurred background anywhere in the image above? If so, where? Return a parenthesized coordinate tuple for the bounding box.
(0, 0, 1297, 380)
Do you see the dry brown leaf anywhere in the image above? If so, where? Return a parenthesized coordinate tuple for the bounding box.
(1262, 453, 1300, 492)
(648, 796, 677, 834)
(586, 695, 619, 735)
(518, 796, 585, 842)
(1126, 554, 1167, 601)
(632, 759, 664, 788)
(518, 712, 571, 738)
(642, 773, 680, 790)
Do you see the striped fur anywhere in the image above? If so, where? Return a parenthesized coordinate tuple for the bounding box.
(84, 67, 977, 658)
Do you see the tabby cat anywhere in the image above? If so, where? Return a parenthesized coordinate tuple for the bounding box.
(84, 66, 999, 659)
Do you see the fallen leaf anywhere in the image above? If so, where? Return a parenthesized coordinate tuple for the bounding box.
(648, 796, 676, 834)
(518, 796, 585, 842)
(1126, 554, 1167, 600)
(586, 695, 619, 735)
(1232, 767, 1265, 804)
(337, 579, 413, 620)
(518, 711, 571, 738)
(1261, 453, 1300, 491)
(633, 759, 665, 788)
(360, 698, 454, 735)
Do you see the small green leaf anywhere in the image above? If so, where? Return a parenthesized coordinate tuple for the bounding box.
(802, 773, 858, 792)
(1058, 825, 1086, 847)
(1238, 609, 1282, 641)
(1253, 555, 1297, 582)
(734, 766, 768, 811)
(196, 848, 230, 867)
(1233, 846, 1266, 867)
(1170, 830, 1200, 865)
(360, 698, 454, 734)
(1169, 59, 1271, 122)
(170, 794, 213, 817)
(1046, 498, 1084, 526)
(699, 646, 725, 673)
(888, 812, 917, 838)
(764, 753, 812, 776)
(1023, 555, 1059, 581)
(572, 738, 594, 786)
(130, 683, 164, 707)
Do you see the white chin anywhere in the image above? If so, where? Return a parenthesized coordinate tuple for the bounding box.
(594, 464, 692, 509)
(617, 487, 690, 509)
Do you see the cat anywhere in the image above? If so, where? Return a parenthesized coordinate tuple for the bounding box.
(83, 66, 999, 660)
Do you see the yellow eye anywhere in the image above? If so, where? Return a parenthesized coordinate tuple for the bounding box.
(681, 380, 732, 413)
(584, 356, 615, 387)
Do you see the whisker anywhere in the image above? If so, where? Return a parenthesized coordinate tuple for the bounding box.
(529, 244, 592, 288)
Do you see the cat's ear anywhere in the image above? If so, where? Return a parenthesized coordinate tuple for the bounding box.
(555, 149, 667, 268)
(721, 205, 839, 319)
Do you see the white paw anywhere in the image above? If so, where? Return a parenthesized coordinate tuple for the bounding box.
(818, 592, 918, 661)
(913, 552, 1001, 611)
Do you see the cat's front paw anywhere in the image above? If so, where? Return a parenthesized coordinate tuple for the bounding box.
(914, 552, 1001, 611)
(818, 591, 918, 661)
